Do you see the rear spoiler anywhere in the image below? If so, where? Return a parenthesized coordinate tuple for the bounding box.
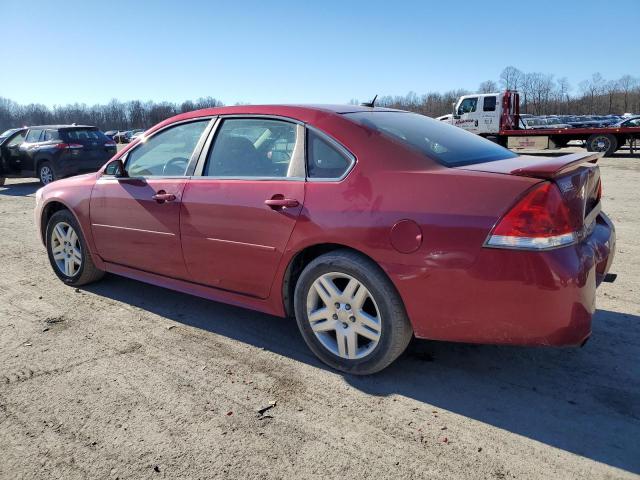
(459, 152, 602, 180)
(511, 152, 602, 179)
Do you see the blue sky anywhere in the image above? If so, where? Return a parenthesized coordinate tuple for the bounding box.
(1, 0, 637, 106)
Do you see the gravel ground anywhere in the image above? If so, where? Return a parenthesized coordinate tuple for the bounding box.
(0, 147, 639, 479)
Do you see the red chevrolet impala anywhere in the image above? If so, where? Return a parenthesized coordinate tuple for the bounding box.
(34, 105, 616, 374)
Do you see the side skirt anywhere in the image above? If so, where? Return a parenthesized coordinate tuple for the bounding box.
(103, 262, 281, 318)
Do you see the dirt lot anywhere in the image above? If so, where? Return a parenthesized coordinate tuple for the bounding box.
(1, 147, 639, 480)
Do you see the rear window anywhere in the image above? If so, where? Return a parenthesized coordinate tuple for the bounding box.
(483, 96, 497, 112)
(344, 111, 517, 167)
(63, 128, 108, 143)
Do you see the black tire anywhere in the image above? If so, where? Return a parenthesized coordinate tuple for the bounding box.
(0, 177, 5, 186)
(46, 209, 105, 286)
(293, 249, 413, 375)
(38, 161, 56, 185)
(586, 133, 617, 157)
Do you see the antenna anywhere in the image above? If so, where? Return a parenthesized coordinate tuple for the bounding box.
(361, 94, 378, 108)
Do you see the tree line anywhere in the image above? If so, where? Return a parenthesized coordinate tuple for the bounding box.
(366, 67, 640, 118)
(2, 66, 639, 132)
(0, 97, 224, 133)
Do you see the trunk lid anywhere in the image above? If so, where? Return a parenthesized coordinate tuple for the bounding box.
(460, 152, 602, 233)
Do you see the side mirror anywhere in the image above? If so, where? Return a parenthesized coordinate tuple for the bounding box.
(104, 159, 127, 177)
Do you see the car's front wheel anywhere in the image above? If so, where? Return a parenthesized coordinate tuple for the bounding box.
(294, 250, 413, 374)
(46, 210, 105, 286)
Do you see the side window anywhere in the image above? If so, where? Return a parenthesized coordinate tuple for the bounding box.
(483, 96, 497, 112)
(125, 120, 209, 177)
(43, 129, 61, 141)
(457, 97, 478, 115)
(25, 129, 43, 143)
(204, 118, 302, 178)
(307, 130, 353, 179)
(7, 131, 26, 147)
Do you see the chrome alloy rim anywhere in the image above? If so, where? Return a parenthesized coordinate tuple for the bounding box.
(306, 272, 382, 360)
(50, 222, 82, 277)
(40, 166, 54, 184)
(593, 136, 610, 152)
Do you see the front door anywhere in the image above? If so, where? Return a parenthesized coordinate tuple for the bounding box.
(454, 96, 480, 134)
(180, 117, 306, 298)
(18, 128, 44, 172)
(89, 119, 211, 279)
(1, 130, 27, 173)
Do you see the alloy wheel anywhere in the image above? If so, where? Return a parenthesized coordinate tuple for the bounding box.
(40, 166, 54, 184)
(591, 135, 611, 152)
(306, 272, 382, 360)
(50, 222, 82, 277)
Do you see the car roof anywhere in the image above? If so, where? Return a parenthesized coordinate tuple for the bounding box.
(144, 104, 408, 137)
(27, 124, 96, 129)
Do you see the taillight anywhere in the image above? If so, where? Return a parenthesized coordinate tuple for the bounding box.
(54, 143, 83, 150)
(485, 182, 576, 250)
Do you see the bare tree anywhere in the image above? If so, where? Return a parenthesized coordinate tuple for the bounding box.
(618, 75, 638, 113)
(579, 73, 606, 114)
(478, 80, 498, 93)
(499, 66, 523, 91)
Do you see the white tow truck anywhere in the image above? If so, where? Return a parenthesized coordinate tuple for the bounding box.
(447, 90, 640, 156)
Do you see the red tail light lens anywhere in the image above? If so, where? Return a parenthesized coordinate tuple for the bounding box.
(486, 182, 576, 250)
(54, 143, 83, 150)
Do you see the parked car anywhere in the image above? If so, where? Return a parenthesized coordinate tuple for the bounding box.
(0, 125, 117, 185)
(34, 105, 615, 374)
(129, 130, 145, 142)
(104, 130, 118, 140)
(538, 117, 571, 129)
(617, 116, 640, 128)
(112, 130, 132, 143)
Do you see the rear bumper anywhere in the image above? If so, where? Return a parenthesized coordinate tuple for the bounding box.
(387, 211, 616, 346)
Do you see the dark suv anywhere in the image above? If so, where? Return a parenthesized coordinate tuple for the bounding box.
(0, 125, 117, 185)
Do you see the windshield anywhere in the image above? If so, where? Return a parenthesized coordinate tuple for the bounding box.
(0, 128, 20, 139)
(344, 111, 517, 167)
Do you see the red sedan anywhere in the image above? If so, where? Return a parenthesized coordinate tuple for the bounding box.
(34, 105, 616, 374)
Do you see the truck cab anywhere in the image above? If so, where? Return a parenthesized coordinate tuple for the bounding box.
(453, 93, 503, 135)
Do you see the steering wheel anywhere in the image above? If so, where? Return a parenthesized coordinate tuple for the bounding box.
(162, 157, 188, 175)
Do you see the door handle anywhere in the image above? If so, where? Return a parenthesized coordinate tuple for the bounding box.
(152, 191, 177, 203)
(265, 196, 299, 209)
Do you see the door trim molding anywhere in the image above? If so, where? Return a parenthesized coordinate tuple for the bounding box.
(92, 223, 175, 236)
(205, 237, 276, 252)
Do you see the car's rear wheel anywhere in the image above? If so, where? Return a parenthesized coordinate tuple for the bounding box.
(38, 162, 55, 185)
(294, 250, 413, 374)
(586, 133, 617, 157)
(46, 210, 104, 286)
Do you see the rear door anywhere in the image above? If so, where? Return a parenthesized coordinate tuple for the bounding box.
(62, 128, 117, 172)
(479, 95, 498, 134)
(180, 117, 305, 298)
